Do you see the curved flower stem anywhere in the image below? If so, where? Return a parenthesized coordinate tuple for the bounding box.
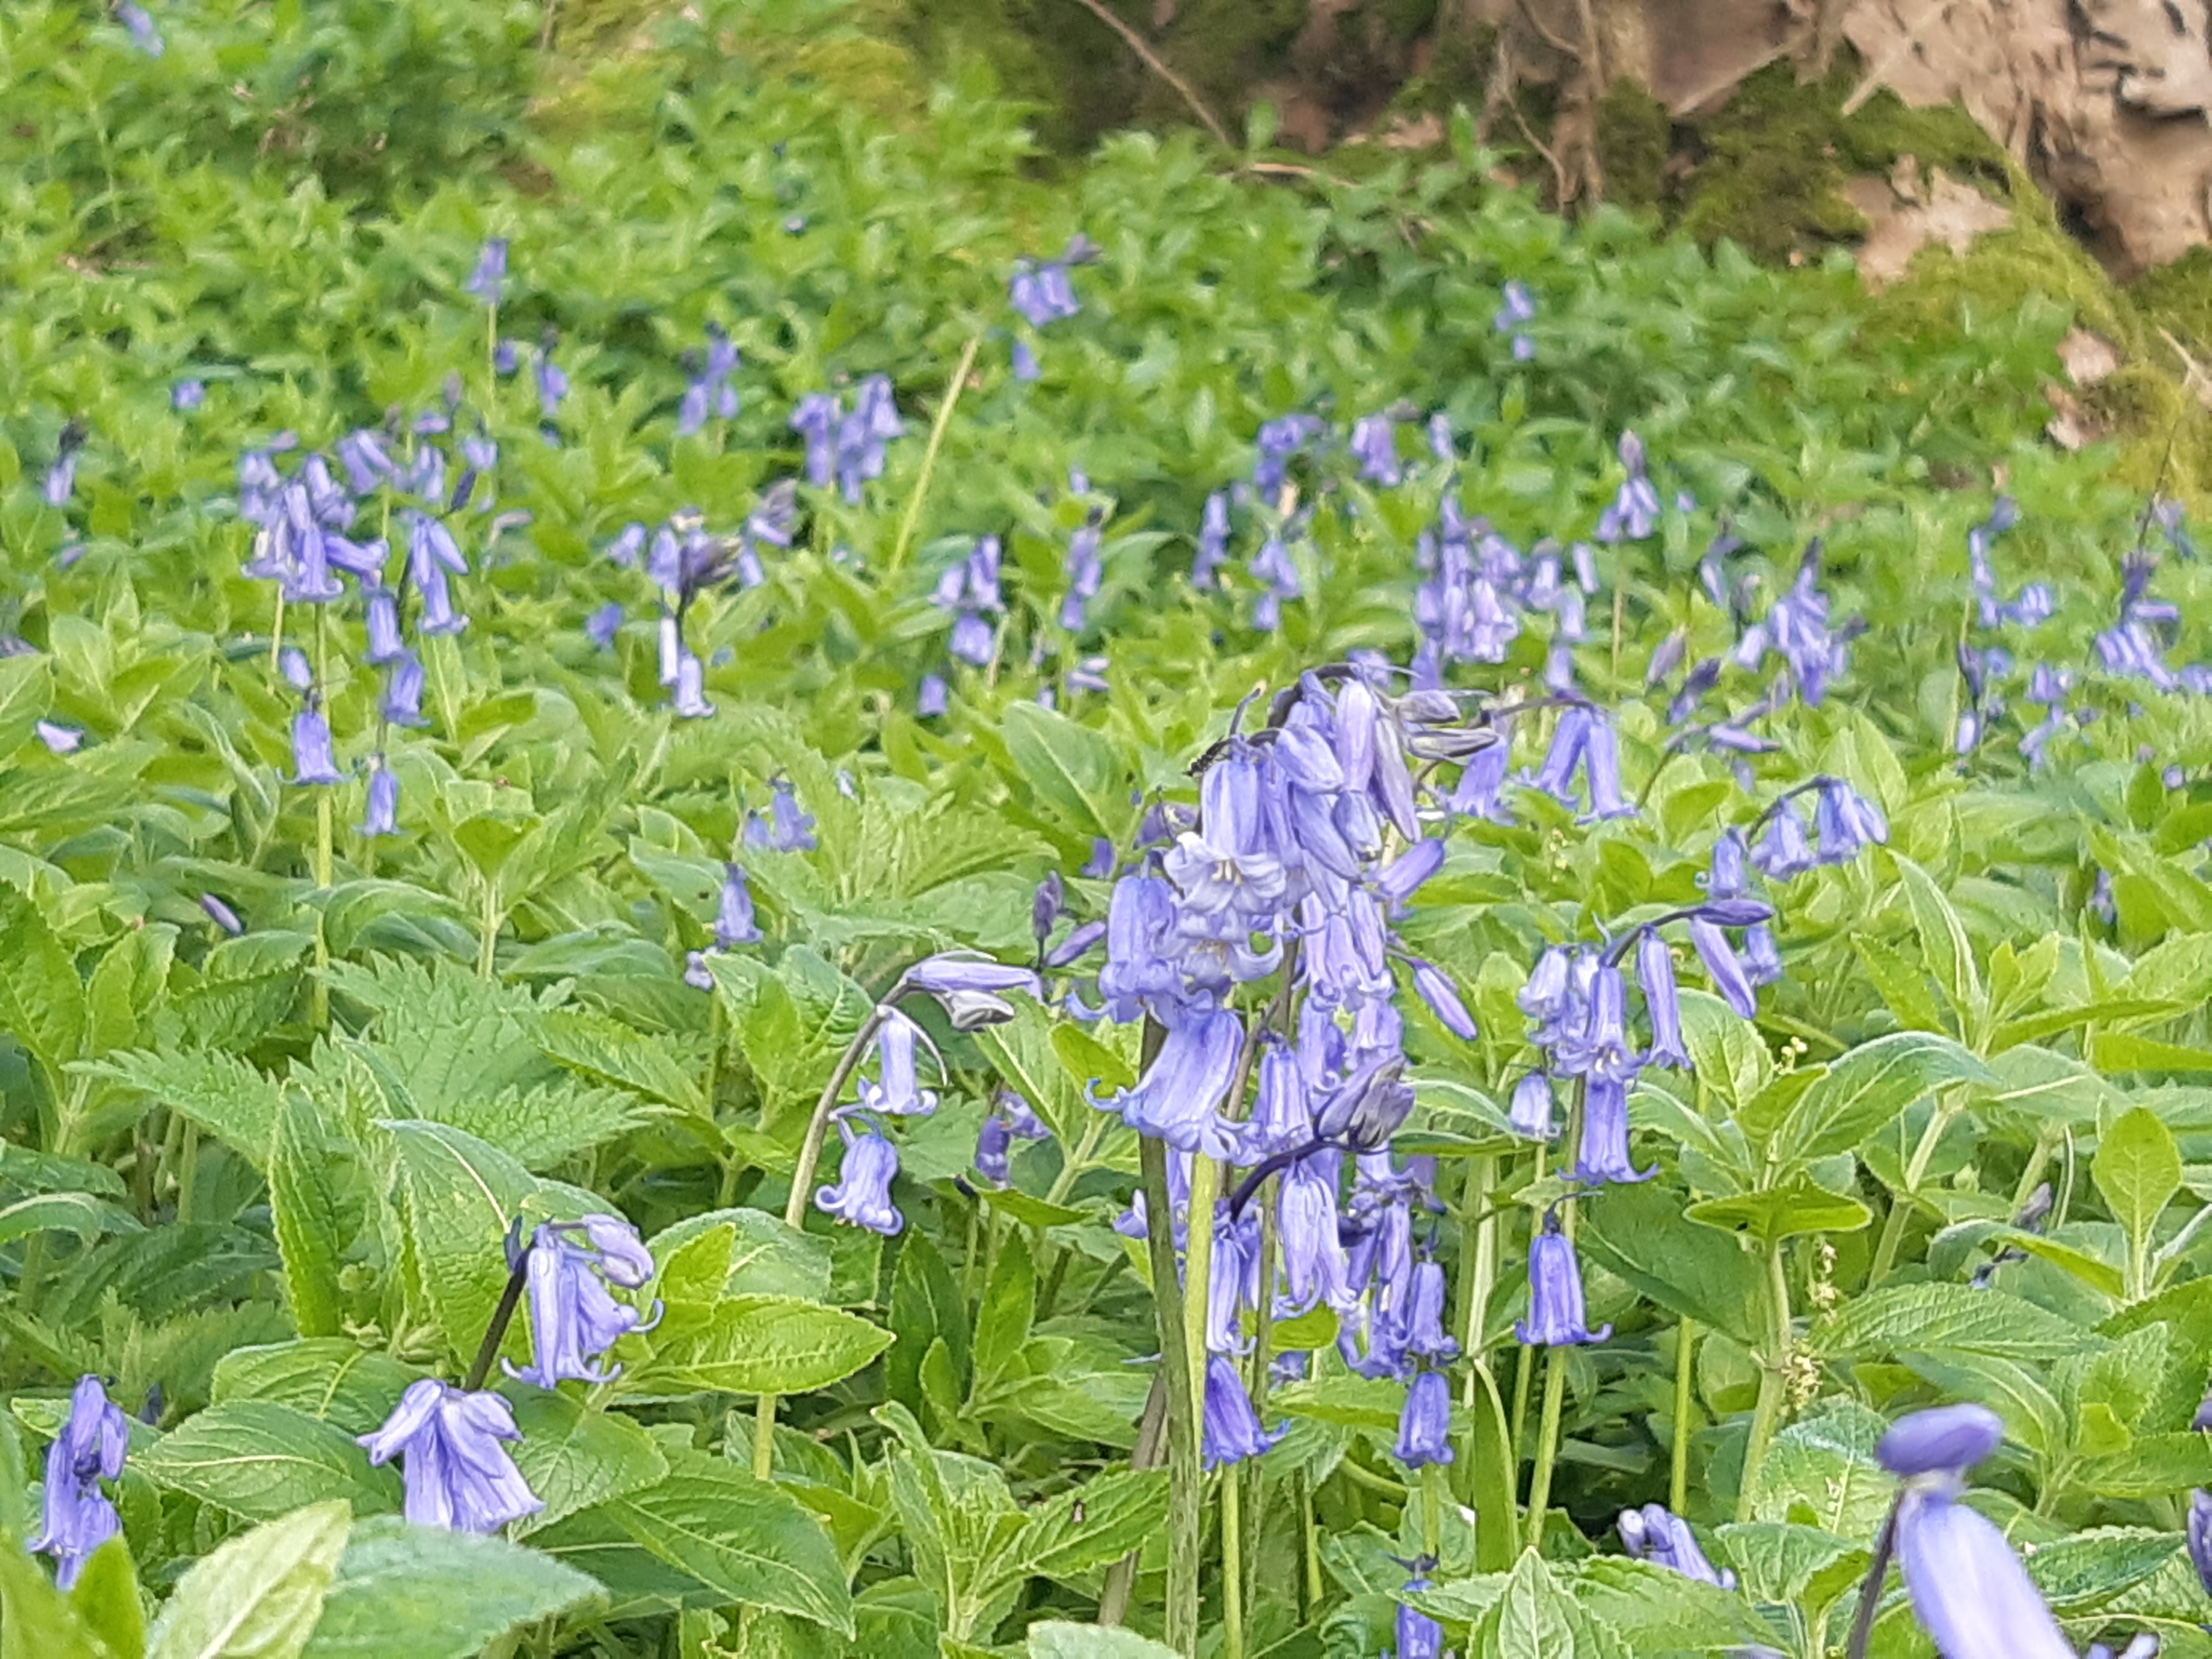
(1843, 1498, 1900, 1659)
(887, 335, 982, 577)
(464, 1226, 535, 1392)
(754, 978, 911, 1478)
(1521, 1347, 1568, 1552)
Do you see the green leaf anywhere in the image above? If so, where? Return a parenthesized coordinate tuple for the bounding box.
(301, 1515, 605, 1659)
(0, 890, 84, 1082)
(1000, 702, 1128, 842)
(1467, 1361, 1520, 1574)
(972, 1229, 1035, 1387)
(0, 1191, 141, 1248)
(889, 1229, 970, 1413)
(1686, 1177, 1872, 1246)
(85, 1048, 285, 1164)
(1027, 1623, 1179, 1658)
(607, 1450, 855, 1635)
(211, 1343, 424, 1437)
(1577, 1179, 1764, 1346)
(504, 1390, 669, 1538)
(146, 1499, 351, 1659)
(1816, 1283, 2092, 1365)
(1890, 853, 1985, 1032)
(377, 1119, 547, 1367)
(0, 656, 54, 757)
(1775, 1032, 1993, 1164)
(269, 1094, 348, 1338)
(2024, 1528, 2185, 1611)
(2094, 1105, 2184, 1268)
(1048, 1021, 1134, 1097)
(634, 1294, 893, 1395)
(974, 1187, 1088, 1230)
(135, 1403, 400, 1521)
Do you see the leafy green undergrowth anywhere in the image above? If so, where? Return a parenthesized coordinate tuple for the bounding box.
(5, 1, 2212, 1656)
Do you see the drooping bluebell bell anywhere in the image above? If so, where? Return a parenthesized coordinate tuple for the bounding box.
(1554, 960, 1636, 1082)
(789, 392, 839, 488)
(382, 652, 428, 728)
(36, 719, 83, 755)
(1688, 914, 1759, 1018)
(1393, 1580, 1444, 1659)
(1208, 1204, 1263, 1355)
(1448, 733, 1512, 822)
(414, 559, 468, 637)
(361, 766, 400, 837)
(1250, 531, 1304, 631)
(2190, 1488, 2212, 1597)
(1410, 960, 1477, 1040)
(336, 429, 396, 494)
(1094, 1002, 1242, 1157)
(1277, 1154, 1357, 1312)
(857, 1010, 940, 1118)
(676, 325, 741, 434)
(1061, 522, 1104, 631)
(279, 646, 315, 692)
(1518, 1214, 1611, 1345)
(1394, 1368, 1455, 1467)
(1202, 1354, 1286, 1467)
(201, 893, 245, 936)
(1509, 1070, 1558, 1140)
(116, 3, 165, 55)
(1574, 1075, 1655, 1184)
(1877, 1403, 2072, 1659)
(1427, 412, 1455, 463)
(1043, 919, 1106, 970)
(834, 375, 902, 503)
(909, 953, 1042, 1000)
(714, 863, 762, 948)
(1597, 431, 1660, 543)
(683, 950, 715, 990)
(172, 378, 204, 410)
(1351, 413, 1403, 486)
(917, 673, 949, 717)
(1009, 254, 1082, 328)
(1813, 778, 1888, 863)
(1010, 338, 1040, 382)
(1639, 930, 1690, 1068)
(1252, 414, 1325, 500)
(30, 1375, 128, 1588)
(462, 238, 510, 304)
(817, 1121, 904, 1235)
(1096, 872, 1187, 1022)
(585, 601, 623, 650)
(292, 707, 343, 785)
(1193, 491, 1232, 589)
(535, 342, 569, 420)
(1312, 1051, 1416, 1154)
(1494, 280, 1537, 331)
(1404, 1259, 1458, 1361)
(672, 651, 714, 719)
(506, 1215, 661, 1388)
(1753, 802, 1816, 878)
(1616, 1503, 1735, 1587)
(1763, 542, 1853, 705)
(750, 778, 817, 853)
(974, 1112, 1014, 1183)
(359, 1379, 542, 1534)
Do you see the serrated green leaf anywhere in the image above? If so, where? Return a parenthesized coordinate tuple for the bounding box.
(301, 1515, 604, 1659)
(136, 1403, 399, 1521)
(146, 1499, 350, 1659)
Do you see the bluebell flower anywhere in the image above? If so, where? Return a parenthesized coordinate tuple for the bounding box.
(1193, 491, 1231, 589)
(36, 720, 83, 756)
(1009, 255, 1082, 328)
(115, 2, 165, 55)
(1597, 431, 1660, 543)
(714, 863, 762, 947)
(817, 1122, 903, 1235)
(1427, 413, 1455, 463)
(1555, 961, 1635, 1082)
(1404, 1260, 1458, 1360)
(1202, 1355, 1286, 1467)
(1617, 1503, 1735, 1588)
(755, 779, 817, 852)
(1509, 1070, 1558, 1140)
(917, 673, 949, 717)
(1638, 930, 1690, 1068)
(683, 950, 715, 990)
(1011, 339, 1041, 382)
(1511, 334, 1537, 362)
(857, 1010, 941, 1117)
(359, 1380, 542, 1534)
(279, 646, 314, 692)
(834, 375, 902, 503)
(1494, 281, 1537, 331)
(1096, 1003, 1241, 1156)
(1753, 804, 1816, 878)
(463, 238, 510, 304)
(1096, 873, 1187, 1022)
(360, 767, 400, 837)
(29, 1376, 128, 1589)
(908, 953, 1040, 998)
(1253, 414, 1325, 500)
(1394, 1369, 1455, 1467)
(1813, 779, 1888, 863)
(1688, 915, 1759, 1018)
(1061, 523, 1104, 631)
(1533, 707, 1591, 805)
(1351, 413, 1403, 486)
(585, 601, 623, 649)
(335, 429, 396, 494)
(1277, 1154, 1356, 1312)
(495, 339, 519, 374)
(1449, 734, 1512, 822)
(505, 1215, 660, 1388)
(1208, 1204, 1263, 1355)
(1410, 960, 1477, 1040)
(415, 562, 468, 637)
(536, 344, 569, 420)
(382, 652, 428, 728)
(1876, 1404, 2071, 1659)
(2189, 1489, 2212, 1597)
(671, 652, 714, 719)
(1743, 922, 1783, 987)
(790, 393, 838, 488)
(171, 378, 204, 411)
(974, 1112, 1014, 1183)
(1517, 1214, 1611, 1345)
(1574, 1075, 1656, 1184)
(1083, 837, 1116, 879)
(292, 708, 343, 784)
(1394, 1581, 1444, 1659)
(201, 894, 245, 936)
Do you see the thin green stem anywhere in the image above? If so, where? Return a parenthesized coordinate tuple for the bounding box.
(1522, 1349, 1568, 1552)
(176, 1123, 199, 1226)
(1421, 1462, 1447, 1561)
(886, 335, 982, 576)
(463, 1233, 533, 1393)
(1670, 1316, 1697, 1516)
(1141, 1130, 1202, 1657)
(1868, 1100, 1957, 1286)
(1222, 1467, 1245, 1659)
